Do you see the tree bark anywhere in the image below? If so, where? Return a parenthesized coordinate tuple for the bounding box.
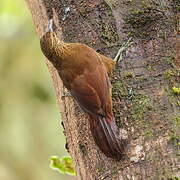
(25, 0, 179, 179)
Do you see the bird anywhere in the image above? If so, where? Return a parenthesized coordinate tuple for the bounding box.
(40, 19, 125, 160)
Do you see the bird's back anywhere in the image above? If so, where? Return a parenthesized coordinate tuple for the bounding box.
(57, 43, 111, 116)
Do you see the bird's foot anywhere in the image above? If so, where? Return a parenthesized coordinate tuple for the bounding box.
(114, 38, 133, 62)
(61, 91, 72, 99)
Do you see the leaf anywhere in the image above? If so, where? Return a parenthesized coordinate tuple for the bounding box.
(49, 156, 76, 176)
(172, 87, 180, 95)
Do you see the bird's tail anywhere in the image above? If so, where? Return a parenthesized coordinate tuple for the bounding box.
(89, 114, 125, 160)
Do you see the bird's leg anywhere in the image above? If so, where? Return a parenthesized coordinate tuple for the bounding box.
(62, 91, 72, 98)
(61, 87, 72, 99)
(61, 91, 72, 100)
(114, 38, 133, 62)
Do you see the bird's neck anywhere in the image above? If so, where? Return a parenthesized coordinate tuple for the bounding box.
(52, 40, 68, 64)
(40, 32, 68, 64)
(56, 40, 68, 56)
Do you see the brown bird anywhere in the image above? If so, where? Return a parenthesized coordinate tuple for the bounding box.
(40, 19, 124, 160)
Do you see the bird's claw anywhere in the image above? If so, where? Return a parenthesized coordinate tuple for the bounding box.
(61, 91, 72, 99)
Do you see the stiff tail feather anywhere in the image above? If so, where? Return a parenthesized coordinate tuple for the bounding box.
(89, 115, 125, 160)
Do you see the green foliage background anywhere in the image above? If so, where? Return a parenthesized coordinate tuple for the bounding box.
(0, 1, 71, 179)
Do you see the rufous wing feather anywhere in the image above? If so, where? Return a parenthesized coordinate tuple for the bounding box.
(89, 114, 124, 160)
(69, 64, 124, 159)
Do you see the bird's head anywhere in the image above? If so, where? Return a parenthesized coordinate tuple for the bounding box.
(40, 19, 59, 60)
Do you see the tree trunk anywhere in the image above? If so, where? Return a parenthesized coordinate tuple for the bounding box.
(25, 0, 179, 179)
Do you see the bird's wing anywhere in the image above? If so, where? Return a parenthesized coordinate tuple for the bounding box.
(70, 64, 110, 116)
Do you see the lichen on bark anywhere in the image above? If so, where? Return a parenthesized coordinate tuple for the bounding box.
(25, 0, 179, 179)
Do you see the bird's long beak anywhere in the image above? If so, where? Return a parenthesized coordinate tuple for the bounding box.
(47, 19, 53, 32)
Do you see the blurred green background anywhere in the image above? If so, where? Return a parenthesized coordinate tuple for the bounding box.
(0, 0, 72, 179)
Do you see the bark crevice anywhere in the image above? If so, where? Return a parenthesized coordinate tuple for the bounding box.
(25, 0, 179, 179)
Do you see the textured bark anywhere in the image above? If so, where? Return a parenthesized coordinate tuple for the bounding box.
(25, 0, 179, 179)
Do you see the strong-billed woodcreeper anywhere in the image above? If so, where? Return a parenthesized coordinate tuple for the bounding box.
(40, 19, 124, 160)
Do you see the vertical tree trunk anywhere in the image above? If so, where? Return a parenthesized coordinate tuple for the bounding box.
(25, 0, 179, 179)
